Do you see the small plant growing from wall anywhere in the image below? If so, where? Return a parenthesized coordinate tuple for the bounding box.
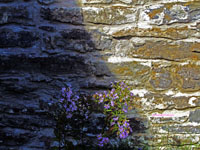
(93, 81, 134, 148)
(50, 81, 135, 149)
(50, 85, 92, 150)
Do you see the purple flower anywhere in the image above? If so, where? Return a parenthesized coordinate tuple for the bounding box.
(102, 137, 109, 143)
(73, 106, 77, 111)
(98, 143, 104, 147)
(104, 104, 110, 109)
(113, 93, 117, 97)
(113, 117, 118, 121)
(97, 134, 109, 147)
(66, 113, 72, 118)
(60, 98, 64, 103)
(71, 101, 75, 106)
(85, 114, 89, 119)
(70, 104, 77, 111)
(119, 132, 125, 139)
(111, 101, 114, 107)
(113, 97, 118, 100)
(66, 108, 70, 112)
(110, 89, 115, 95)
(123, 108, 127, 113)
(74, 96, 79, 101)
(99, 97, 104, 103)
(61, 87, 66, 96)
(119, 126, 124, 132)
(66, 88, 72, 100)
(130, 92, 134, 97)
(117, 122, 121, 127)
(97, 134, 102, 140)
(111, 122, 115, 126)
(62, 87, 66, 91)
(120, 81, 125, 86)
(123, 121, 130, 127)
(129, 127, 133, 133)
(117, 120, 132, 139)
(113, 94, 119, 100)
(119, 131, 128, 139)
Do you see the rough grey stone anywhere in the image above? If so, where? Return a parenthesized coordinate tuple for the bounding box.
(162, 125, 200, 134)
(43, 31, 96, 52)
(0, 53, 87, 72)
(150, 72, 172, 90)
(189, 109, 200, 123)
(37, 0, 54, 5)
(93, 61, 112, 76)
(0, 128, 35, 146)
(0, 0, 15, 2)
(0, 5, 33, 25)
(40, 7, 83, 24)
(0, 28, 38, 48)
(142, 4, 200, 25)
(82, 0, 112, 4)
(178, 67, 200, 90)
(39, 26, 56, 32)
(82, 6, 137, 25)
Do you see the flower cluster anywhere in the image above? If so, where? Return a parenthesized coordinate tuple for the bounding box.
(117, 120, 132, 139)
(97, 134, 109, 147)
(60, 86, 91, 121)
(52, 82, 134, 148)
(52, 85, 92, 149)
(60, 86, 78, 119)
(93, 81, 134, 147)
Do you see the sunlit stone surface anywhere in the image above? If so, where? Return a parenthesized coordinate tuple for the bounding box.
(0, 0, 200, 149)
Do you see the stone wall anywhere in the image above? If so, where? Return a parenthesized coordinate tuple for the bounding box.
(0, 0, 200, 149)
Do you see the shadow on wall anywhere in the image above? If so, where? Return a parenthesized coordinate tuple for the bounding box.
(0, 0, 148, 149)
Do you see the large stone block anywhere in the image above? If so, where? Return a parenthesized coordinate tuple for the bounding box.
(0, 5, 33, 25)
(37, 0, 55, 5)
(0, 0, 15, 2)
(82, 0, 112, 4)
(119, 0, 150, 5)
(82, 6, 137, 25)
(40, 7, 83, 24)
(47, 34, 95, 52)
(150, 71, 172, 90)
(138, 2, 200, 26)
(149, 109, 190, 124)
(173, 96, 200, 109)
(149, 133, 200, 146)
(0, 54, 94, 76)
(44, 28, 112, 52)
(126, 39, 200, 61)
(110, 26, 195, 40)
(160, 124, 200, 134)
(131, 91, 200, 111)
(107, 61, 151, 87)
(0, 28, 38, 48)
(148, 63, 200, 91)
(189, 109, 200, 123)
(0, 127, 35, 146)
(177, 65, 200, 91)
(0, 114, 54, 129)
